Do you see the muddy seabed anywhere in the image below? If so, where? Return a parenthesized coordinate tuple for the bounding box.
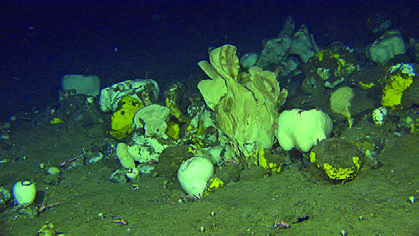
(0, 119, 417, 236)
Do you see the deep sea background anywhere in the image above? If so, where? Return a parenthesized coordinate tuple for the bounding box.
(0, 0, 416, 122)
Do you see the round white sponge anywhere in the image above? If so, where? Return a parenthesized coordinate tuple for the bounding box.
(275, 109, 333, 152)
(177, 156, 214, 198)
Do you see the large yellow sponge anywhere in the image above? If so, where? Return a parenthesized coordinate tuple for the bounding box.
(110, 96, 144, 139)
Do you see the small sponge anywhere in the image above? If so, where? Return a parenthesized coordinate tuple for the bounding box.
(330, 86, 354, 127)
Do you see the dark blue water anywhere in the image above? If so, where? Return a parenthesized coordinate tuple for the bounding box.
(0, 0, 415, 121)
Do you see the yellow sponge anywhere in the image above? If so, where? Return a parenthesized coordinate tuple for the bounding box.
(207, 178, 224, 191)
(258, 148, 282, 174)
(110, 96, 144, 139)
(381, 73, 413, 108)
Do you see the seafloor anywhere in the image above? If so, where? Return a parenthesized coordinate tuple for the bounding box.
(0, 116, 417, 235)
